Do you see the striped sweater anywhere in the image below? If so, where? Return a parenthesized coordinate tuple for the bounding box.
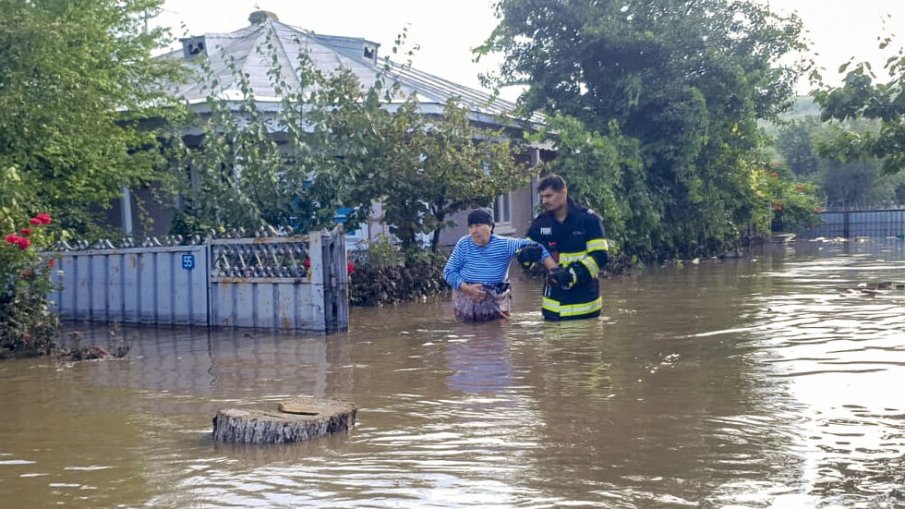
(444, 235, 550, 290)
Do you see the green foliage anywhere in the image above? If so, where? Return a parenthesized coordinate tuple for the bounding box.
(773, 116, 905, 207)
(361, 236, 404, 269)
(349, 243, 448, 306)
(0, 0, 182, 355)
(181, 32, 407, 233)
(483, 0, 807, 258)
(361, 98, 525, 251)
(756, 166, 822, 232)
(0, 212, 59, 358)
(0, 0, 186, 236)
(527, 115, 654, 254)
(180, 27, 522, 250)
(813, 35, 905, 174)
(775, 118, 822, 178)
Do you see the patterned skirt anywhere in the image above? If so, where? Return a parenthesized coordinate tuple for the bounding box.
(453, 283, 511, 322)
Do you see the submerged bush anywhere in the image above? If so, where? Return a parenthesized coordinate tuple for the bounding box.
(0, 213, 59, 358)
(349, 237, 448, 306)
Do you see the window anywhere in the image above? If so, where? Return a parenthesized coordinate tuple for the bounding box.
(182, 36, 206, 59)
(493, 192, 511, 225)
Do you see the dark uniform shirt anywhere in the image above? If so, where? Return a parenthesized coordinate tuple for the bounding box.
(527, 200, 609, 321)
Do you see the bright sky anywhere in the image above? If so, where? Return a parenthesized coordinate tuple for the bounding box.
(156, 0, 905, 100)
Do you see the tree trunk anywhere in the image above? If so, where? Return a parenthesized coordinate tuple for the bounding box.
(212, 397, 357, 444)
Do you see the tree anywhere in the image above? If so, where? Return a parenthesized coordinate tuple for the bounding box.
(526, 115, 652, 256)
(775, 118, 821, 178)
(181, 28, 524, 251)
(0, 0, 185, 235)
(0, 0, 185, 353)
(813, 42, 905, 174)
(479, 0, 809, 257)
(773, 115, 905, 207)
(359, 98, 524, 251)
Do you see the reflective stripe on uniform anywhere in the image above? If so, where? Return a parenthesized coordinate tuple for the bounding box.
(558, 251, 587, 264)
(559, 250, 600, 277)
(542, 296, 602, 317)
(587, 239, 609, 252)
(579, 255, 599, 277)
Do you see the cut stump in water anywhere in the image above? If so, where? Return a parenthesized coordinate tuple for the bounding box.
(212, 396, 357, 444)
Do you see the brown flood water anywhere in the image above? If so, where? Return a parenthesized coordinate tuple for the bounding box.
(2, 241, 905, 508)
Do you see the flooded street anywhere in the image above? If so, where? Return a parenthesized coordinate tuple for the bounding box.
(2, 241, 905, 508)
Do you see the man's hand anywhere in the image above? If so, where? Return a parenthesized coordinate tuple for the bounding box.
(459, 282, 487, 301)
(516, 244, 543, 269)
(546, 265, 577, 289)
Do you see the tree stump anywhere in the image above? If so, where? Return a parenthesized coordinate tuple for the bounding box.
(212, 396, 357, 444)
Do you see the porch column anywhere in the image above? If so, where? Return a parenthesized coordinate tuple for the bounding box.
(120, 185, 133, 235)
(530, 147, 541, 212)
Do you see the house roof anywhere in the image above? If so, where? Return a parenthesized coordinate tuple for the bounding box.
(160, 11, 544, 128)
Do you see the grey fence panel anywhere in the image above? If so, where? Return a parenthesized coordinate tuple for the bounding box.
(51, 246, 210, 326)
(209, 280, 320, 329)
(207, 230, 345, 332)
(797, 208, 905, 239)
(49, 228, 347, 332)
(107, 255, 124, 323)
(121, 253, 141, 323)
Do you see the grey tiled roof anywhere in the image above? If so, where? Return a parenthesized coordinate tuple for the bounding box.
(160, 14, 544, 128)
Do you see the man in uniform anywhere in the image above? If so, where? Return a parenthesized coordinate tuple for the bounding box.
(517, 175, 609, 321)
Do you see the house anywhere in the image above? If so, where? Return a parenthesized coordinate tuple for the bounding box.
(109, 10, 553, 245)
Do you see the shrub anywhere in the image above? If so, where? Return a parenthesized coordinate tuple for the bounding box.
(349, 237, 449, 306)
(0, 213, 59, 358)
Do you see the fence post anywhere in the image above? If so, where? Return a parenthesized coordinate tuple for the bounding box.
(843, 210, 850, 238)
(308, 231, 327, 331)
(335, 228, 349, 331)
(321, 227, 348, 332)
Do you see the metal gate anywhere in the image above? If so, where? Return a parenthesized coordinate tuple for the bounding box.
(48, 228, 348, 332)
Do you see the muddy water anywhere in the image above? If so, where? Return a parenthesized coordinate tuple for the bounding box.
(2, 241, 905, 508)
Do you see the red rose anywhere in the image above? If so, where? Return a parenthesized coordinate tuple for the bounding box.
(16, 237, 31, 250)
(346, 262, 355, 274)
(303, 258, 311, 269)
(19, 228, 31, 236)
(30, 213, 51, 225)
(4, 234, 19, 244)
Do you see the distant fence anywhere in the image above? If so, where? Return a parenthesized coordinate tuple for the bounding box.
(796, 207, 905, 239)
(48, 227, 348, 332)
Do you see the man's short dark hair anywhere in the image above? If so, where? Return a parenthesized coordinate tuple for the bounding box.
(537, 174, 567, 193)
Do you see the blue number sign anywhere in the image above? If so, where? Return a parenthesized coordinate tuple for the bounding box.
(181, 253, 195, 270)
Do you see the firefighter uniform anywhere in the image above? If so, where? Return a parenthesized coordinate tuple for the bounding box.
(527, 200, 609, 321)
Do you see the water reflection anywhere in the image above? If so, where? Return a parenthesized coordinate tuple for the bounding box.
(1, 242, 905, 507)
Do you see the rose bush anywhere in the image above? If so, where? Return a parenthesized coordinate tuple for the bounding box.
(0, 213, 59, 358)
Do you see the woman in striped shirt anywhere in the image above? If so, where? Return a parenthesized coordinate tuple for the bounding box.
(444, 209, 554, 322)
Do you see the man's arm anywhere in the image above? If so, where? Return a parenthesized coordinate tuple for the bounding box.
(568, 212, 608, 285)
(582, 212, 609, 274)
